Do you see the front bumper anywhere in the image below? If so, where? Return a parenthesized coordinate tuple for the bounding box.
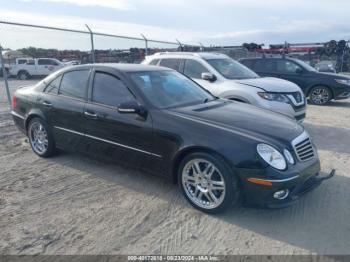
(333, 85, 350, 100)
(238, 159, 335, 208)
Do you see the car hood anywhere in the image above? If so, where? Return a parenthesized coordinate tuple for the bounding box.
(168, 100, 303, 145)
(234, 77, 301, 92)
(312, 71, 350, 79)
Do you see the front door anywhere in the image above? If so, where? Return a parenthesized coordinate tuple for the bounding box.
(83, 70, 157, 172)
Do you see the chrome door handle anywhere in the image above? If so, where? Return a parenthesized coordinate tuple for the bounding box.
(84, 111, 98, 118)
(43, 101, 52, 107)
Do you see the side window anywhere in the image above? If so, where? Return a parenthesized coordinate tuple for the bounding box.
(276, 60, 302, 74)
(38, 59, 49, 65)
(45, 75, 62, 94)
(59, 70, 90, 99)
(183, 59, 209, 79)
(253, 60, 265, 71)
(241, 60, 253, 69)
(159, 59, 181, 71)
(92, 72, 134, 107)
(149, 59, 159, 65)
(27, 60, 35, 65)
(18, 59, 27, 64)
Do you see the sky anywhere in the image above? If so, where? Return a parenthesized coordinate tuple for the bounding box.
(0, 0, 350, 50)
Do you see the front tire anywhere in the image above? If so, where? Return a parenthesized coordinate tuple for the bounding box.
(309, 86, 332, 105)
(28, 118, 56, 157)
(178, 152, 240, 213)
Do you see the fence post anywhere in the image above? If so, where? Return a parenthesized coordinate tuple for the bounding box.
(176, 39, 183, 51)
(141, 34, 148, 56)
(85, 24, 95, 63)
(0, 45, 12, 108)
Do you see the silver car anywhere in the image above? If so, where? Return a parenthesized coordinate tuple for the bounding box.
(143, 52, 306, 121)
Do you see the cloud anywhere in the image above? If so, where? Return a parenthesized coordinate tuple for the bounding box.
(0, 10, 203, 49)
(202, 20, 350, 45)
(19, 0, 132, 10)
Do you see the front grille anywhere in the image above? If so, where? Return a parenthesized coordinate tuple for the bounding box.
(292, 132, 315, 162)
(286, 92, 305, 107)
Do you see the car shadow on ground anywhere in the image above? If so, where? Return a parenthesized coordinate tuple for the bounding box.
(325, 100, 350, 108)
(45, 148, 350, 255)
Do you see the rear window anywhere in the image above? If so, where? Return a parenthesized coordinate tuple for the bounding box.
(159, 59, 181, 71)
(45, 75, 62, 94)
(59, 70, 90, 99)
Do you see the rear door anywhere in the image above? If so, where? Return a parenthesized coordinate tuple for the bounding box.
(275, 59, 307, 88)
(251, 59, 277, 77)
(40, 69, 91, 149)
(83, 69, 157, 172)
(37, 59, 61, 76)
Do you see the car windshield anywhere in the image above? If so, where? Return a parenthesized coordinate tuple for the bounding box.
(206, 58, 259, 79)
(295, 60, 317, 72)
(129, 70, 215, 109)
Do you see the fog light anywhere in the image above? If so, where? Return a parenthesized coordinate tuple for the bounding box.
(273, 189, 289, 200)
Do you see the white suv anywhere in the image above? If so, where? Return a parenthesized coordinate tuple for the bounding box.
(142, 52, 306, 121)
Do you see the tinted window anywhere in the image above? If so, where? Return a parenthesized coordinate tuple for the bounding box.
(92, 72, 134, 107)
(59, 70, 90, 99)
(129, 70, 214, 109)
(240, 60, 253, 68)
(159, 59, 181, 71)
(276, 60, 302, 74)
(38, 59, 59, 66)
(206, 58, 259, 79)
(27, 60, 35, 65)
(183, 59, 209, 79)
(254, 60, 275, 72)
(149, 59, 159, 65)
(18, 59, 27, 64)
(45, 75, 62, 94)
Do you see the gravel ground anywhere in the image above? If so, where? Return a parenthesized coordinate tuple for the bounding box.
(0, 78, 350, 255)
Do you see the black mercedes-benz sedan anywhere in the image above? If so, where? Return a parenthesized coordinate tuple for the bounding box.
(11, 64, 334, 213)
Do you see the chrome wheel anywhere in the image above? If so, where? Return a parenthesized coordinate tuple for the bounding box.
(182, 158, 226, 210)
(29, 122, 49, 155)
(310, 87, 330, 105)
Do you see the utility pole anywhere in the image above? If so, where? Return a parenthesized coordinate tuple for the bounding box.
(0, 45, 12, 108)
(85, 24, 95, 63)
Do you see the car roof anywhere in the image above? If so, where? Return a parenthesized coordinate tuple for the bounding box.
(241, 57, 300, 62)
(146, 52, 229, 60)
(62, 63, 171, 73)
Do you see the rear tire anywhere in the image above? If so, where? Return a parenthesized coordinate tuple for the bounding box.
(178, 152, 240, 213)
(308, 86, 332, 105)
(28, 118, 56, 157)
(18, 71, 29, 80)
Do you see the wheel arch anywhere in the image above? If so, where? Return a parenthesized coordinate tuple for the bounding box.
(171, 146, 236, 185)
(306, 84, 334, 99)
(25, 110, 47, 133)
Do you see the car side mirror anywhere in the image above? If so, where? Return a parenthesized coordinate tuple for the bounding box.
(118, 100, 147, 117)
(201, 72, 217, 82)
(295, 68, 303, 74)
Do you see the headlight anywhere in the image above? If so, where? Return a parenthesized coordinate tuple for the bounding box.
(283, 149, 295, 165)
(257, 144, 287, 170)
(257, 92, 289, 103)
(335, 79, 350, 86)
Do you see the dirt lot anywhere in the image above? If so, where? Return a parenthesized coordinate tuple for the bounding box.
(1, 78, 350, 255)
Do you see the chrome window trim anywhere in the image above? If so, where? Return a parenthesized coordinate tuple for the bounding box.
(11, 111, 25, 120)
(53, 126, 162, 159)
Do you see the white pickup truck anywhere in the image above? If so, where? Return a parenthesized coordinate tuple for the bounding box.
(9, 58, 65, 80)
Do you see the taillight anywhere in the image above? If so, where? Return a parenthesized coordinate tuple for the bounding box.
(12, 95, 17, 108)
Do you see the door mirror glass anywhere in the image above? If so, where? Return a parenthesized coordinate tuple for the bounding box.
(201, 72, 217, 82)
(118, 100, 146, 117)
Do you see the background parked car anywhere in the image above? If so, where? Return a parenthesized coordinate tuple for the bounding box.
(315, 61, 336, 73)
(240, 57, 350, 105)
(9, 57, 65, 80)
(143, 52, 306, 121)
